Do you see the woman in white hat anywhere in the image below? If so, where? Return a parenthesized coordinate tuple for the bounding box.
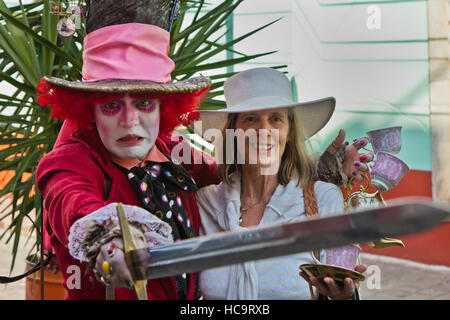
(195, 67, 368, 300)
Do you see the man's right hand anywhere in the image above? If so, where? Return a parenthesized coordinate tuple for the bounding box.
(95, 238, 134, 289)
(94, 222, 148, 288)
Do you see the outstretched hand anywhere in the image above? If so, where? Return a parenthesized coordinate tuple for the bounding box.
(326, 129, 374, 183)
(94, 222, 148, 289)
(95, 238, 135, 289)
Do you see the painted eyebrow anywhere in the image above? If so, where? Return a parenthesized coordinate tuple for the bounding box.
(104, 99, 124, 104)
(132, 98, 160, 105)
(129, 96, 158, 100)
(102, 98, 156, 105)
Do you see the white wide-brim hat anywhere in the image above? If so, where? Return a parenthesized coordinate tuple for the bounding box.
(193, 68, 335, 140)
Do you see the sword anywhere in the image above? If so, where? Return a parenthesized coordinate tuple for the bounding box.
(118, 199, 449, 293)
(116, 203, 148, 300)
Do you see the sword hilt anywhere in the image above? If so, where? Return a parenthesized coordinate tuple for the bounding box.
(116, 203, 148, 300)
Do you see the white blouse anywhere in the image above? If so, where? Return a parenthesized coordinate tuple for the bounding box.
(196, 175, 345, 300)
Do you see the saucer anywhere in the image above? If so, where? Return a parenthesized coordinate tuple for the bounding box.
(299, 264, 366, 285)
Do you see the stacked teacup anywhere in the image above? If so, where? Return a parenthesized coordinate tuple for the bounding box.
(366, 126, 410, 192)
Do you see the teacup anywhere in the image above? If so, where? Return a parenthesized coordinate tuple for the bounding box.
(366, 126, 402, 154)
(371, 152, 409, 191)
(325, 244, 361, 270)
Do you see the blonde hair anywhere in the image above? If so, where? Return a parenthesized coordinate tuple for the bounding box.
(217, 108, 316, 187)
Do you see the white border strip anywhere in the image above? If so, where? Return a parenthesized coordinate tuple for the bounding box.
(361, 253, 450, 273)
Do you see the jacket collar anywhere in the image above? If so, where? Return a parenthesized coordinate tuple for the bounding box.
(69, 128, 114, 171)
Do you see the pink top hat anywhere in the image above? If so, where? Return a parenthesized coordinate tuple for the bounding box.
(42, 0, 210, 94)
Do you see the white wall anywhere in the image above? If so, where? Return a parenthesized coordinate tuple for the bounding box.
(290, 0, 431, 170)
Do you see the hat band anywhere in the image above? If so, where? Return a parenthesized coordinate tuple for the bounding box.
(82, 23, 175, 83)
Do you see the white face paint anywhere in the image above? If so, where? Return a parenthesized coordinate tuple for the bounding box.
(94, 94, 160, 160)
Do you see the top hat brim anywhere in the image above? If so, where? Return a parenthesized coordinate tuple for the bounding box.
(43, 75, 211, 94)
(193, 97, 336, 140)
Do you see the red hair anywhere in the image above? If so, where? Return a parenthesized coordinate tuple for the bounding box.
(36, 78, 208, 134)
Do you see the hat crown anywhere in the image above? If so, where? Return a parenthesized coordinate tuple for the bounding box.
(86, 0, 176, 34)
(224, 68, 293, 109)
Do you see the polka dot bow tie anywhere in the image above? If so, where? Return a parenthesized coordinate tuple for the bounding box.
(127, 160, 198, 241)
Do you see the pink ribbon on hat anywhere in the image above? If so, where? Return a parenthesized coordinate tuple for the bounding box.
(82, 23, 175, 83)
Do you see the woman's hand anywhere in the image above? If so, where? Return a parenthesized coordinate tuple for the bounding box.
(300, 264, 367, 300)
(327, 129, 374, 183)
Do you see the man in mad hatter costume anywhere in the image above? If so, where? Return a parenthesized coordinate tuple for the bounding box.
(36, 0, 214, 300)
(36, 0, 372, 300)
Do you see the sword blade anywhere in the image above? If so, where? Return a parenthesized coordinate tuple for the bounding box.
(130, 199, 449, 281)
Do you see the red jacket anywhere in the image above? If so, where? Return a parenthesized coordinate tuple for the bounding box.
(36, 128, 218, 300)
